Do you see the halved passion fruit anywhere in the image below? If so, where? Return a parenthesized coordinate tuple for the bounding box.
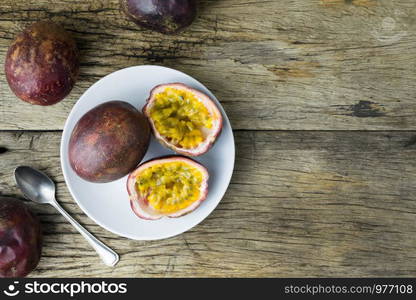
(143, 83, 223, 156)
(127, 156, 209, 220)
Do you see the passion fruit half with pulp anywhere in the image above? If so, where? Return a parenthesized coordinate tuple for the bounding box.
(127, 156, 209, 220)
(143, 83, 223, 156)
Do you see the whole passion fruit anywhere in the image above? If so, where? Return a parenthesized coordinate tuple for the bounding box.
(120, 0, 197, 34)
(127, 156, 209, 220)
(69, 101, 151, 183)
(143, 83, 223, 156)
(0, 197, 42, 278)
(5, 21, 79, 105)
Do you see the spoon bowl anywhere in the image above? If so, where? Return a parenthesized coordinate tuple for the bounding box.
(15, 166, 55, 204)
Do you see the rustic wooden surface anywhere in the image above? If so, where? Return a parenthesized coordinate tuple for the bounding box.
(1, 0, 416, 130)
(1, 131, 416, 277)
(0, 0, 416, 277)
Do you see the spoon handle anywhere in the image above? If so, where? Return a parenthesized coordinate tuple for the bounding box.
(51, 201, 119, 267)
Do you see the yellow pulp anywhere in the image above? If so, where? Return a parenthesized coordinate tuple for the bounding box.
(136, 161, 204, 214)
(149, 87, 213, 149)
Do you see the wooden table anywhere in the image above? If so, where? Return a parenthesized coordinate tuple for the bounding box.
(1, 0, 416, 277)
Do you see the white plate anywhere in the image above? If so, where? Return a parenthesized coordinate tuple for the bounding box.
(60, 65, 235, 240)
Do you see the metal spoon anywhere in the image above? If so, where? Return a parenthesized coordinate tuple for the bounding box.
(14, 166, 119, 267)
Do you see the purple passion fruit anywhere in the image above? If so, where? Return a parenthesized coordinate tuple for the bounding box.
(69, 101, 150, 183)
(0, 197, 42, 278)
(5, 21, 79, 105)
(120, 0, 197, 34)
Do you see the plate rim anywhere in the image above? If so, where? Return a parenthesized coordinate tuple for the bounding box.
(60, 65, 235, 240)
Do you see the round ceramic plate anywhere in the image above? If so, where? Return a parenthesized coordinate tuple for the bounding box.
(60, 65, 235, 240)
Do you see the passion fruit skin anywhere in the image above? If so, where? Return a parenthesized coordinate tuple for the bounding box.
(69, 101, 151, 183)
(143, 83, 223, 157)
(120, 0, 197, 34)
(4, 21, 79, 106)
(0, 197, 43, 278)
(127, 156, 209, 220)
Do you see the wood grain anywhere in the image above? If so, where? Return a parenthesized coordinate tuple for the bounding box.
(0, 0, 416, 130)
(0, 130, 415, 277)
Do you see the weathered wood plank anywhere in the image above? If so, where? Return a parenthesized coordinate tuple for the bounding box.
(1, 0, 416, 130)
(0, 130, 415, 277)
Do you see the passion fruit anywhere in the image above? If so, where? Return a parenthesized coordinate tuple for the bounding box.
(143, 83, 223, 156)
(5, 21, 79, 105)
(0, 197, 42, 278)
(120, 0, 197, 34)
(127, 156, 209, 220)
(69, 101, 150, 183)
